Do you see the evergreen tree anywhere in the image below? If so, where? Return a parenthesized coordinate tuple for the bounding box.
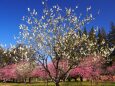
(97, 28, 107, 46)
(0, 46, 5, 67)
(101, 28, 107, 41)
(88, 27, 96, 42)
(88, 27, 99, 54)
(97, 28, 112, 66)
(108, 22, 115, 64)
(83, 27, 87, 36)
(108, 22, 115, 47)
(77, 29, 82, 37)
(97, 28, 102, 45)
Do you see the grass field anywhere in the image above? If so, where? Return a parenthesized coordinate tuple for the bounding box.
(0, 81, 115, 86)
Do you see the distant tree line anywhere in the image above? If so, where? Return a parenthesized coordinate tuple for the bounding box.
(0, 22, 114, 68)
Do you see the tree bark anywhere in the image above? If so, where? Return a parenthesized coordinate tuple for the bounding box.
(55, 79, 60, 86)
(68, 78, 71, 82)
(74, 78, 77, 81)
(55, 82, 60, 86)
(29, 77, 31, 83)
(80, 76, 83, 82)
(24, 78, 26, 84)
(12, 79, 15, 83)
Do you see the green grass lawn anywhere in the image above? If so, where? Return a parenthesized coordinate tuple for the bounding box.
(0, 81, 115, 86)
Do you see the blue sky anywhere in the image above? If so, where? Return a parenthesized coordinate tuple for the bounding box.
(0, 0, 115, 46)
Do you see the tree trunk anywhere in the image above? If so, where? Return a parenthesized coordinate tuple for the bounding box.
(68, 78, 71, 82)
(13, 79, 15, 83)
(55, 79, 60, 86)
(29, 77, 31, 83)
(80, 76, 83, 82)
(55, 82, 60, 86)
(16, 79, 18, 83)
(74, 78, 77, 81)
(24, 78, 26, 84)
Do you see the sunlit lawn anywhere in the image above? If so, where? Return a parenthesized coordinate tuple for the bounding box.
(0, 81, 115, 86)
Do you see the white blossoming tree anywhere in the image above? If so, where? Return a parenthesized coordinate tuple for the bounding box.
(9, 44, 35, 62)
(18, 1, 113, 86)
(15, 61, 35, 83)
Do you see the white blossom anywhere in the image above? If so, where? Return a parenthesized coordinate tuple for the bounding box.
(28, 8, 30, 12)
(87, 6, 91, 11)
